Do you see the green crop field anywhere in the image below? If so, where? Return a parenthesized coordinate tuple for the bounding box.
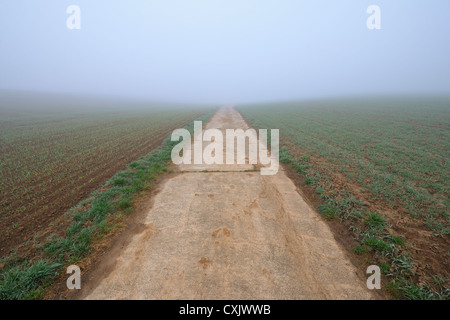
(238, 96, 450, 299)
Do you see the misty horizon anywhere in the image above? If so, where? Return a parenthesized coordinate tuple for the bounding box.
(2, 90, 450, 116)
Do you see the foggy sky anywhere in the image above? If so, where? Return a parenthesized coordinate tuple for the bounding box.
(1, 0, 449, 104)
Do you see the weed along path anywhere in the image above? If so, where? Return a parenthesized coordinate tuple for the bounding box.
(81, 106, 375, 300)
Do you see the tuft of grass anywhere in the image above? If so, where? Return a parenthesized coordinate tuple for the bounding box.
(354, 245, 369, 255)
(113, 177, 127, 186)
(118, 199, 132, 210)
(380, 262, 390, 274)
(364, 237, 390, 253)
(318, 204, 338, 220)
(387, 234, 405, 246)
(365, 212, 386, 231)
(0, 260, 61, 300)
(129, 162, 139, 169)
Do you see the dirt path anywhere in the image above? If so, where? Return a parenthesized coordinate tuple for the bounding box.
(81, 106, 375, 300)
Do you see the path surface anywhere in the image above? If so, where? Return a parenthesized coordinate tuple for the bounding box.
(82, 106, 374, 300)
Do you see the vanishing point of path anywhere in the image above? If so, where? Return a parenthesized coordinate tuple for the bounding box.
(81, 106, 375, 300)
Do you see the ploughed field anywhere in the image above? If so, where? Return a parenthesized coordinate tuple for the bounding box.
(238, 97, 450, 299)
(0, 105, 207, 257)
